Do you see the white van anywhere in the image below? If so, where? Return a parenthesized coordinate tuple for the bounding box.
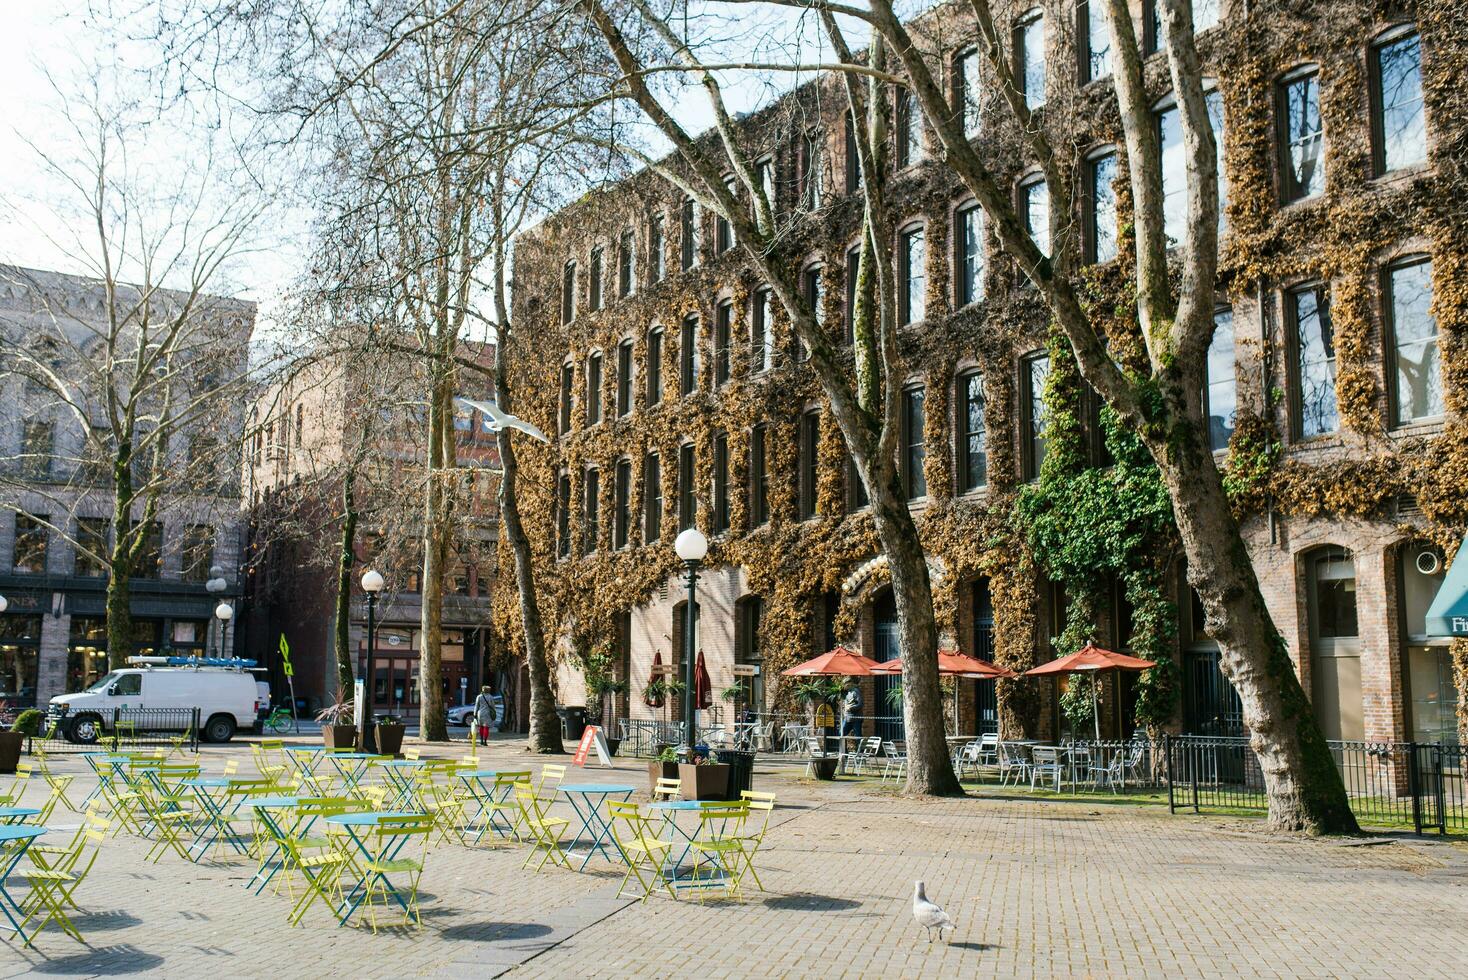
(50, 658, 264, 744)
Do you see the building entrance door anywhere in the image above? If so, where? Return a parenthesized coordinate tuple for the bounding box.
(872, 591, 903, 741)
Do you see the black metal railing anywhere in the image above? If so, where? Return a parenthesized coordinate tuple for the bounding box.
(1165, 735, 1466, 835)
(31, 707, 200, 754)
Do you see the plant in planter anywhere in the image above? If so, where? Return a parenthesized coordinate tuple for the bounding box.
(647, 745, 680, 792)
(643, 676, 686, 755)
(315, 691, 357, 750)
(0, 708, 40, 774)
(678, 748, 732, 801)
(375, 713, 406, 756)
(586, 657, 629, 756)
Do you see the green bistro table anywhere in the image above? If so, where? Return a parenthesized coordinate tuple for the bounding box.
(245, 795, 301, 894)
(182, 778, 249, 861)
(457, 770, 517, 843)
(0, 826, 46, 945)
(327, 753, 379, 791)
(285, 746, 329, 777)
(557, 784, 635, 870)
(372, 759, 428, 810)
(650, 800, 739, 892)
(326, 811, 418, 925)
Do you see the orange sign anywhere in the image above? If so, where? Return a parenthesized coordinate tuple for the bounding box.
(573, 725, 597, 766)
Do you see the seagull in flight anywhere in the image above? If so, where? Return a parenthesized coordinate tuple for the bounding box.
(912, 880, 955, 943)
(455, 397, 550, 443)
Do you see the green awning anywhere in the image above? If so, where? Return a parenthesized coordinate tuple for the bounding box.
(1426, 533, 1468, 637)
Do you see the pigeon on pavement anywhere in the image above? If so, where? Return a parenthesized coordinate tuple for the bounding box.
(912, 880, 955, 943)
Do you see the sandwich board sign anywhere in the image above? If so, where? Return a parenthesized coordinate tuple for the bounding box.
(573, 724, 613, 767)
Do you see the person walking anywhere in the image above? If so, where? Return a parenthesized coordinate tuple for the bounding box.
(473, 685, 496, 745)
(840, 679, 863, 739)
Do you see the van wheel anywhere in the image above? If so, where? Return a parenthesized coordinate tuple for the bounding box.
(203, 714, 236, 743)
(69, 714, 103, 745)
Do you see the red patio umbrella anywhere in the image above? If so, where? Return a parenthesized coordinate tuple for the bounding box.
(644, 650, 666, 708)
(1023, 642, 1157, 739)
(693, 650, 713, 710)
(872, 649, 1018, 678)
(781, 646, 880, 677)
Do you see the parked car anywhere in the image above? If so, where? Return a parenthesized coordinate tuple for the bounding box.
(446, 694, 503, 728)
(49, 661, 264, 744)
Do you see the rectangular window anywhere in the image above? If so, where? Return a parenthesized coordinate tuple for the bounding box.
(1278, 69, 1324, 202)
(897, 88, 923, 167)
(618, 230, 635, 298)
(1087, 151, 1118, 264)
(649, 214, 665, 282)
(1022, 353, 1050, 480)
(1386, 258, 1441, 425)
(1079, 0, 1110, 84)
(614, 459, 631, 549)
(798, 411, 819, 520)
(800, 132, 822, 209)
(680, 197, 698, 270)
(1289, 283, 1338, 439)
(1021, 177, 1049, 256)
(1015, 8, 1046, 110)
(1205, 308, 1237, 451)
(561, 261, 576, 324)
(1148, 0, 1222, 50)
(586, 352, 602, 425)
(181, 524, 213, 583)
(750, 424, 769, 526)
(132, 520, 163, 579)
(20, 420, 54, 480)
(959, 370, 987, 491)
(716, 177, 735, 254)
(677, 443, 696, 530)
(1372, 30, 1426, 175)
(556, 473, 571, 557)
(1160, 90, 1227, 243)
(617, 340, 634, 417)
(902, 385, 927, 500)
(74, 517, 109, 577)
(13, 513, 48, 574)
(844, 110, 862, 194)
(846, 455, 869, 511)
(680, 315, 699, 396)
(751, 289, 773, 373)
(643, 454, 662, 543)
(755, 158, 775, 218)
(582, 468, 600, 555)
(900, 226, 926, 325)
(715, 300, 732, 386)
(589, 248, 604, 311)
(955, 204, 984, 305)
(712, 432, 729, 534)
(554, 362, 572, 434)
(800, 265, 822, 360)
(844, 245, 861, 344)
(645, 328, 663, 407)
(954, 49, 981, 137)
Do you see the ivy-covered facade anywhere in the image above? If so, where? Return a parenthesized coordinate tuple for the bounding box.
(500, 0, 1467, 745)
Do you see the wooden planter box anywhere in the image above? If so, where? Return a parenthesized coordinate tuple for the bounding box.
(322, 724, 357, 750)
(647, 760, 679, 794)
(376, 723, 405, 757)
(0, 732, 23, 774)
(678, 762, 731, 801)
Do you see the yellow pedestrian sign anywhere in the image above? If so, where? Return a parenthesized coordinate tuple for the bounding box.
(279, 634, 294, 677)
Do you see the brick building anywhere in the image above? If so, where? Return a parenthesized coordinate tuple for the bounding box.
(506, 1, 1463, 746)
(242, 342, 500, 719)
(0, 265, 254, 709)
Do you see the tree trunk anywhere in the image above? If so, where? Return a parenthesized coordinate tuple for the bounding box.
(495, 367, 564, 754)
(105, 455, 135, 670)
(1159, 443, 1358, 834)
(417, 369, 453, 742)
(333, 473, 359, 696)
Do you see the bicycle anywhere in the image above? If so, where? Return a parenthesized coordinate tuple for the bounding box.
(264, 705, 296, 735)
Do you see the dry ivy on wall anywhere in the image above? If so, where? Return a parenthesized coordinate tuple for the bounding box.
(497, 0, 1468, 738)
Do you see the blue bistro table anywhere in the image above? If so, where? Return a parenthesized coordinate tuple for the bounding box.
(325, 811, 418, 925)
(245, 796, 301, 894)
(79, 753, 132, 807)
(557, 784, 635, 870)
(457, 770, 518, 843)
(327, 753, 380, 791)
(0, 826, 46, 944)
(181, 778, 249, 861)
(0, 808, 40, 826)
(285, 746, 329, 776)
(649, 800, 739, 891)
(372, 760, 428, 810)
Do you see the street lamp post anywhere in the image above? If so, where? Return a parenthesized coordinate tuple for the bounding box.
(674, 528, 708, 757)
(359, 569, 385, 753)
(214, 600, 233, 664)
(205, 566, 227, 658)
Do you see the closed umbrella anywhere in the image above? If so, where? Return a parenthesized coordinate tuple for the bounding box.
(1023, 642, 1157, 740)
(694, 650, 713, 710)
(644, 650, 666, 708)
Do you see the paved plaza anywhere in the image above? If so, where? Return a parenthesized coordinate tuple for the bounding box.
(1, 739, 1466, 979)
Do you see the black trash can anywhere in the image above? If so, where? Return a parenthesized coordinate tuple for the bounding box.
(714, 749, 756, 799)
(556, 705, 588, 741)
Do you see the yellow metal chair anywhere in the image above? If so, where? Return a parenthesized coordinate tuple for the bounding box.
(478, 771, 531, 843)
(416, 776, 469, 846)
(534, 763, 567, 805)
(729, 791, 776, 892)
(652, 777, 682, 802)
(354, 814, 433, 933)
(43, 769, 78, 814)
(513, 783, 570, 872)
(167, 722, 196, 759)
(607, 801, 675, 902)
(280, 820, 354, 926)
(19, 813, 109, 945)
(685, 804, 749, 902)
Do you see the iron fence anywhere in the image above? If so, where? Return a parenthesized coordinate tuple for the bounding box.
(1165, 735, 1465, 835)
(30, 707, 200, 755)
(619, 719, 686, 758)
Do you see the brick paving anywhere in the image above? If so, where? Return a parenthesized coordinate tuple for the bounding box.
(1, 739, 1465, 978)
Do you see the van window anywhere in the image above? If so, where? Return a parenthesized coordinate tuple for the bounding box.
(87, 672, 119, 692)
(113, 674, 142, 696)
